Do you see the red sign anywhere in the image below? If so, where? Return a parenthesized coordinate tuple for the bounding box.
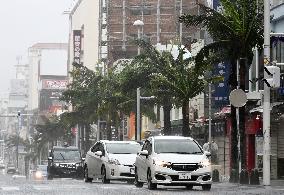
(42, 80, 68, 89)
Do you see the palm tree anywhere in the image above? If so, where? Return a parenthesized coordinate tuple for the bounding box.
(180, 0, 263, 178)
(131, 40, 209, 136)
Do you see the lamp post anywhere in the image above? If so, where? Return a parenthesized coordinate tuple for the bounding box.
(16, 111, 21, 169)
(133, 20, 144, 55)
(133, 20, 144, 140)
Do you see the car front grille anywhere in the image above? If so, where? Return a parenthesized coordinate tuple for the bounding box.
(171, 163, 199, 172)
(170, 175, 199, 181)
(120, 173, 134, 177)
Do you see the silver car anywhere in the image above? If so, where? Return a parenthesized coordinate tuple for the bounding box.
(84, 140, 141, 183)
(134, 136, 212, 190)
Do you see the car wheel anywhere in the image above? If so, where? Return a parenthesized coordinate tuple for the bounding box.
(147, 169, 157, 190)
(47, 174, 53, 180)
(186, 185, 193, 190)
(134, 168, 143, 188)
(101, 166, 110, 184)
(84, 166, 93, 183)
(202, 184, 211, 191)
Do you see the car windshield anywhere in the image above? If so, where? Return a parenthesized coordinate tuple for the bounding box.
(53, 149, 81, 161)
(106, 143, 141, 154)
(37, 165, 47, 172)
(154, 139, 203, 154)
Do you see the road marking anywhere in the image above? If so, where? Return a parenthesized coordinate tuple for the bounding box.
(1, 186, 20, 191)
(33, 185, 51, 191)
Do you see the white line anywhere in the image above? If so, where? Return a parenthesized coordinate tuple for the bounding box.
(33, 185, 51, 191)
(1, 186, 20, 191)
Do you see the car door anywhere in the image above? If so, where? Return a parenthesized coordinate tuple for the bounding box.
(87, 143, 99, 177)
(93, 142, 105, 177)
(138, 140, 152, 182)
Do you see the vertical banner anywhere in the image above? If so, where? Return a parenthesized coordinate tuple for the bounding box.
(212, 62, 230, 106)
(73, 30, 82, 65)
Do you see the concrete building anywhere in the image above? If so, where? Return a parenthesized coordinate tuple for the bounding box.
(68, 0, 100, 72)
(103, 0, 206, 68)
(28, 43, 68, 113)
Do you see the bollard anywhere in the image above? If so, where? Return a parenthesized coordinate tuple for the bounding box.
(240, 169, 249, 184)
(229, 169, 239, 183)
(249, 169, 260, 185)
(212, 169, 220, 182)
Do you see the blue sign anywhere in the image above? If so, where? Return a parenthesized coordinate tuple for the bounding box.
(212, 62, 231, 106)
(213, 0, 220, 10)
(278, 88, 284, 95)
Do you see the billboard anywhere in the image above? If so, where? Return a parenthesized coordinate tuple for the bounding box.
(73, 30, 82, 65)
(41, 79, 68, 90)
(40, 50, 68, 76)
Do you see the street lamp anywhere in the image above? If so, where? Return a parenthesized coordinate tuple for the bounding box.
(133, 20, 144, 141)
(133, 20, 144, 55)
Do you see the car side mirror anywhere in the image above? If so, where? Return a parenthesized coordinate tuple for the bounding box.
(94, 151, 103, 156)
(204, 151, 211, 157)
(139, 150, 149, 156)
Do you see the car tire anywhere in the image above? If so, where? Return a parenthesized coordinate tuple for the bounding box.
(101, 166, 110, 184)
(134, 168, 143, 188)
(202, 184, 211, 191)
(147, 169, 157, 190)
(84, 167, 93, 183)
(186, 185, 193, 190)
(47, 174, 53, 180)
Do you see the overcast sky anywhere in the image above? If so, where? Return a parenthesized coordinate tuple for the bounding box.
(0, 0, 75, 95)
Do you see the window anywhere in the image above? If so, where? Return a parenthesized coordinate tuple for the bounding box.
(154, 139, 203, 154)
(105, 143, 141, 154)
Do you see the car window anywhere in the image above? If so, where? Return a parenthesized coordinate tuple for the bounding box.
(99, 143, 105, 156)
(154, 139, 203, 154)
(91, 143, 100, 153)
(105, 143, 141, 154)
(53, 149, 81, 161)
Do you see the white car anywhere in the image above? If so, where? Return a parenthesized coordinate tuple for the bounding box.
(84, 140, 141, 183)
(134, 136, 212, 190)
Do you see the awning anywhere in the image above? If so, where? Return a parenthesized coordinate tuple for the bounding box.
(249, 102, 284, 113)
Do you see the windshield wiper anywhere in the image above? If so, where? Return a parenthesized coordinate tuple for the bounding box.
(59, 153, 65, 160)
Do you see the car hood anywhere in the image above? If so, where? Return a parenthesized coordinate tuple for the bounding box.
(154, 153, 205, 164)
(108, 153, 137, 166)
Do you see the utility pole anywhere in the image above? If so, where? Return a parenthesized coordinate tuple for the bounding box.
(263, 0, 271, 186)
(136, 88, 141, 140)
(16, 111, 21, 170)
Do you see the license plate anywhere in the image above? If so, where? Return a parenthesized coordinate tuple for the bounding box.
(179, 173, 191, 179)
(130, 168, 135, 174)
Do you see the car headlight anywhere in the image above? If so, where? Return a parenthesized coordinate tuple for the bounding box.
(153, 160, 171, 167)
(108, 158, 120, 165)
(35, 171, 42, 179)
(199, 159, 211, 168)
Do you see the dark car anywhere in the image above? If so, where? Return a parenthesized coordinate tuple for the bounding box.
(6, 164, 17, 174)
(47, 145, 84, 179)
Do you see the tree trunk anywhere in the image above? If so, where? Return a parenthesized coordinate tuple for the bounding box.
(163, 98, 172, 135)
(239, 58, 247, 169)
(106, 112, 112, 140)
(182, 100, 190, 137)
(84, 124, 91, 153)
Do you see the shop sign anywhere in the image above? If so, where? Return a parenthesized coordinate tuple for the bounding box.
(212, 62, 230, 105)
(73, 30, 82, 65)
